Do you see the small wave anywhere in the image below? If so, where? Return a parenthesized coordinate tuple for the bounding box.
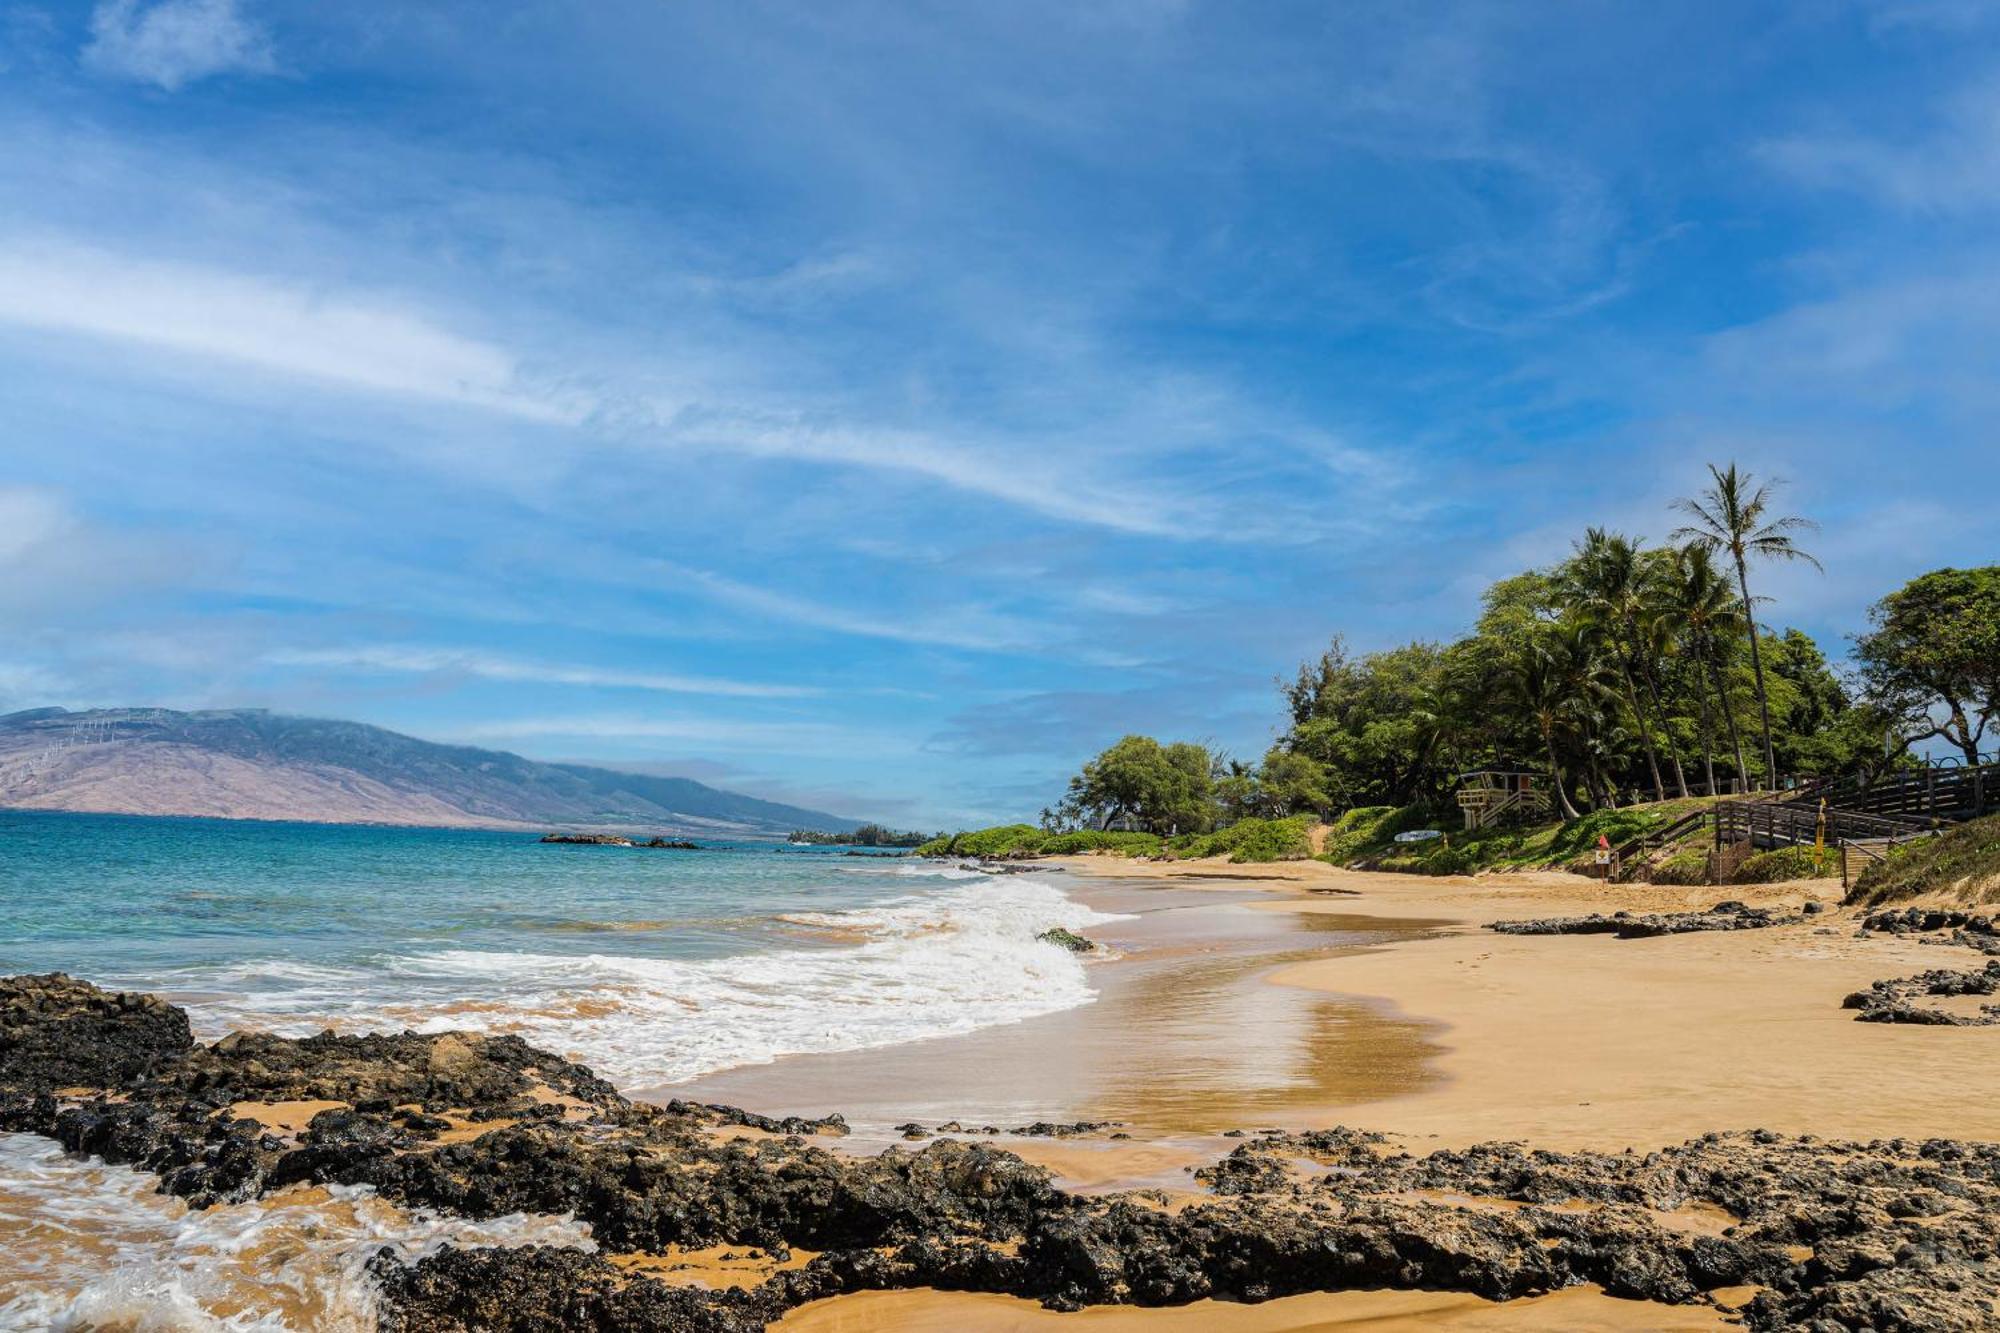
(157, 878, 1126, 1087)
(519, 918, 680, 934)
(0, 1133, 592, 1331)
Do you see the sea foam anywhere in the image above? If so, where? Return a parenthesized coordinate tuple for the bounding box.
(0, 1133, 593, 1332)
(161, 872, 1123, 1088)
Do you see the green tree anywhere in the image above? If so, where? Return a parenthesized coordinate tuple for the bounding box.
(1664, 543, 1751, 790)
(1255, 748, 1332, 818)
(1284, 639, 1456, 808)
(1559, 528, 1675, 800)
(1671, 463, 1821, 787)
(1855, 566, 2000, 768)
(1057, 735, 1218, 834)
(1496, 623, 1610, 820)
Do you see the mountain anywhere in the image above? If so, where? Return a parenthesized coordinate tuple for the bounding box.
(0, 708, 859, 836)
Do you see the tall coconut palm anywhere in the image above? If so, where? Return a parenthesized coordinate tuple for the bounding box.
(1671, 464, 1821, 789)
(1665, 543, 1749, 793)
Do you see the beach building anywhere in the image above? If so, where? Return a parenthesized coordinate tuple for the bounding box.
(1455, 769, 1552, 831)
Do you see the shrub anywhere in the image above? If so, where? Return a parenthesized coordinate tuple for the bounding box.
(1648, 848, 1712, 885)
(916, 824, 1048, 858)
(1170, 815, 1315, 863)
(1541, 808, 1663, 862)
(1320, 805, 1429, 864)
(1732, 845, 1836, 884)
(1039, 830, 1163, 856)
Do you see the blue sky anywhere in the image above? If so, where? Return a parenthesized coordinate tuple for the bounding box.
(2, 1, 1996, 826)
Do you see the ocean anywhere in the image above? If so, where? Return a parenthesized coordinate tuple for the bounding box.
(0, 809, 1122, 1328)
(0, 810, 1120, 1089)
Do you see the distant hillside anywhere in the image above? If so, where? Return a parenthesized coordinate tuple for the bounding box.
(0, 708, 859, 836)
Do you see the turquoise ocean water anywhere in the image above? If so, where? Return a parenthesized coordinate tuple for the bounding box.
(0, 809, 1117, 1089)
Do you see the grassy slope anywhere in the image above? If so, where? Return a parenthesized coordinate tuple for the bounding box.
(1322, 798, 1720, 877)
(1847, 812, 2000, 908)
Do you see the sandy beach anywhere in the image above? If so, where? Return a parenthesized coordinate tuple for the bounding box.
(708, 853, 2000, 1328)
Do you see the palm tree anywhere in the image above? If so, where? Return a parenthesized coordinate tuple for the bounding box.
(1665, 544, 1749, 793)
(1562, 529, 1674, 801)
(1499, 623, 1612, 821)
(1671, 465, 1821, 789)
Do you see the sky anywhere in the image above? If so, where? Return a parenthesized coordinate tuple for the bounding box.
(1, 1, 1997, 826)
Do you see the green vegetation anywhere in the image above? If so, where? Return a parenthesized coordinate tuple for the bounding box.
(1855, 566, 2000, 770)
(1670, 463, 1825, 786)
(1168, 815, 1315, 863)
(921, 462, 1989, 888)
(1318, 805, 1427, 863)
(1039, 830, 1164, 856)
(1731, 846, 1836, 884)
(1048, 735, 1220, 835)
(913, 824, 1047, 858)
(1848, 813, 2000, 908)
(1649, 847, 1712, 885)
(1321, 799, 1714, 877)
(916, 816, 1306, 864)
(789, 823, 931, 848)
(1035, 927, 1096, 952)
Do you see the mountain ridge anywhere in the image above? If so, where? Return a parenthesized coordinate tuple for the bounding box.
(0, 707, 859, 836)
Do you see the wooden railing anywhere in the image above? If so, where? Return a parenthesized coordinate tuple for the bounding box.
(1610, 809, 1709, 872)
(1714, 799, 1929, 850)
(1836, 832, 1937, 891)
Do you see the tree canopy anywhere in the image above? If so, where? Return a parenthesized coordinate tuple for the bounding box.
(1035, 466, 1972, 840)
(1855, 566, 2000, 768)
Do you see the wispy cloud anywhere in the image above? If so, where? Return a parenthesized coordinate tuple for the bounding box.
(654, 561, 1043, 653)
(266, 645, 821, 700)
(83, 0, 275, 91)
(443, 712, 887, 758)
(0, 239, 580, 422)
(1758, 74, 2000, 214)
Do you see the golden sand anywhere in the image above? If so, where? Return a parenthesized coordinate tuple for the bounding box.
(778, 853, 1996, 1327)
(610, 1244, 820, 1290)
(225, 1098, 348, 1137)
(775, 1285, 1733, 1331)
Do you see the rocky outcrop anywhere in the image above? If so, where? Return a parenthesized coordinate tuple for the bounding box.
(1860, 907, 2000, 955)
(1490, 900, 1802, 939)
(1843, 960, 2000, 1025)
(6, 973, 2000, 1330)
(539, 832, 634, 846)
(0, 972, 191, 1092)
(1036, 927, 1096, 952)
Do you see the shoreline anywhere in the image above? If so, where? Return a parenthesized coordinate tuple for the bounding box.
(7, 854, 2000, 1328)
(1042, 853, 2000, 1149)
(674, 850, 2000, 1172)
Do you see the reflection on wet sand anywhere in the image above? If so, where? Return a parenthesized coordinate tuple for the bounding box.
(663, 882, 1454, 1146)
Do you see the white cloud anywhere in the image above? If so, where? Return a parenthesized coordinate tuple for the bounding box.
(83, 0, 275, 91)
(1758, 79, 2000, 214)
(0, 238, 581, 422)
(266, 644, 820, 700)
(655, 561, 1041, 653)
(0, 486, 200, 621)
(444, 713, 886, 757)
(653, 411, 1198, 538)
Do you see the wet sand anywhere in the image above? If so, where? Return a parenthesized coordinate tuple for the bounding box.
(728, 853, 2000, 1328)
(665, 879, 1451, 1149)
(775, 1285, 1734, 1331)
